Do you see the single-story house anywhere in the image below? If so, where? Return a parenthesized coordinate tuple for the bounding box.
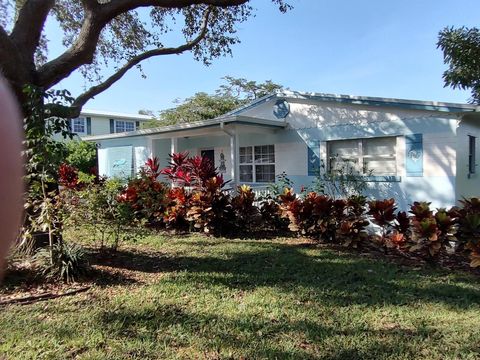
(83, 91, 480, 211)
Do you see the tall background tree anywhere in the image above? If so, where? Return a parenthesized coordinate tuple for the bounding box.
(438, 26, 480, 104)
(141, 76, 284, 127)
(0, 0, 291, 118)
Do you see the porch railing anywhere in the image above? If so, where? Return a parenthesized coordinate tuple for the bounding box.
(224, 185, 273, 206)
(179, 184, 274, 206)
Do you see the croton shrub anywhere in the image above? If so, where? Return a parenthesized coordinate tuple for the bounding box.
(61, 154, 480, 268)
(117, 157, 169, 228)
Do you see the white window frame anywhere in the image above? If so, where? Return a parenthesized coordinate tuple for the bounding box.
(239, 145, 275, 183)
(327, 136, 397, 176)
(71, 117, 86, 134)
(115, 120, 136, 133)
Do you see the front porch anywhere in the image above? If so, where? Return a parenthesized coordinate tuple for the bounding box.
(145, 116, 287, 189)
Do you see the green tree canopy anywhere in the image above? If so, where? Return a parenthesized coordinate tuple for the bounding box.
(141, 76, 284, 128)
(0, 0, 291, 118)
(438, 26, 480, 103)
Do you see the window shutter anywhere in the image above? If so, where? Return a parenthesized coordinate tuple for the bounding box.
(307, 144, 320, 176)
(67, 119, 72, 132)
(469, 136, 476, 174)
(86, 117, 92, 135)
(110, 119, 115, 133)
(405, 134, 423, 177)
(135, 121, 140, 130)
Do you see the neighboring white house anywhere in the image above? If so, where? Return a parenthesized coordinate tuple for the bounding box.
(64, 109, 153, 139)
(83, 91, 480, 210)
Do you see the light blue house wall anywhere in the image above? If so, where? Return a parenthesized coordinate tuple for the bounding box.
(87, 92, 479, 211)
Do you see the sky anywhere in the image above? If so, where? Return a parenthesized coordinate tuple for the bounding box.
(50, 0, 480, 114)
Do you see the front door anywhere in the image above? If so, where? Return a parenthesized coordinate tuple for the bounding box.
(200, 149, 215, 166)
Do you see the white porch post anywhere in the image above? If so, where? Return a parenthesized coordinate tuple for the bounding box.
(230, 130, 239, 188)
(171, 137, 178, 155)
(147, 137, 154, 159)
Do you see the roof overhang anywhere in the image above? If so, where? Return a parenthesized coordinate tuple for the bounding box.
(278, 91, 480, 113)
(83, 114, 286, 141)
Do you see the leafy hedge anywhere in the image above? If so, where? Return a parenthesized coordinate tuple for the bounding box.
(60, 154, 480, 268)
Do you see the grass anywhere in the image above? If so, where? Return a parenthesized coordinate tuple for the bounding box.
(1, 233, 480, 359)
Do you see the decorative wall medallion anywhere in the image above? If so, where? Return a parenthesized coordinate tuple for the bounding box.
(273, 99, 290, 119)
(408, 149, 421, 162)
(113, 159, 127, 168)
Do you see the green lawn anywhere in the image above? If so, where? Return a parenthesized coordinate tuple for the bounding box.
(1, 234, 480, 359)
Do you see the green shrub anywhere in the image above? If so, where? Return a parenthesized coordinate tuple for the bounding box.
(65, 140, 97, 174)
(67, 178, 140, 250)
(34, 243, 89, 283)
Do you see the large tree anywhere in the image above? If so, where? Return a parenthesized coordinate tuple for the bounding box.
(0, 0, 291, 118)
(438, 26, 480, 104)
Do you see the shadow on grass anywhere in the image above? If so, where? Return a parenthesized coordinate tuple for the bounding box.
(89, 248, 171, 274)
(96, 303, 435, 359)
(91, 239, 480, 309)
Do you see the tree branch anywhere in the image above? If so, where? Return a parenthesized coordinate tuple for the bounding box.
(45, 7, 212, 118)
(96, 0, 247, 16)
(36, 6, 104, 88)
(36, 0, 248, 89)
(72, 7, 211, 109)
(10, 0, 55, 65)
(0, 25, 14, 67)
(0, 25, 30, 96)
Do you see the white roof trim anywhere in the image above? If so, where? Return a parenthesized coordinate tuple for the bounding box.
(277, 91, 479, 112)
(80, 109, 154, 121)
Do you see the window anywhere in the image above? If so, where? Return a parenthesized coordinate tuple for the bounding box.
(239, 145, 275, 182)
(115, 120, 135, 133)
(71, 117, 86, 134)
(469, 135, 476, 174)
(328, 137, 397, 176)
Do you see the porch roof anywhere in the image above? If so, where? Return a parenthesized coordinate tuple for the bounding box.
(83, 114, 286, 141)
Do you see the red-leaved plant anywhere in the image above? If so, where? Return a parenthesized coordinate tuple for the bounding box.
(186, 175, 233, 235)
(367, 198, 397, 244)
(58, 163, 80, 190)
(231, 184, 260, 233)
(408, 202, 455, 260)
(164, 187, 191, 231)
(117, 157, 168, 227)
(279, 190, 339, 241)
(386, 211, 410, 250)
(454, 198, 480, 267)
(161, 152, 217, 189)
(338, 195, 369, 248)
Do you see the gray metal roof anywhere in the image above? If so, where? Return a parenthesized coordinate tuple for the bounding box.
(279, 91, 479, 113)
